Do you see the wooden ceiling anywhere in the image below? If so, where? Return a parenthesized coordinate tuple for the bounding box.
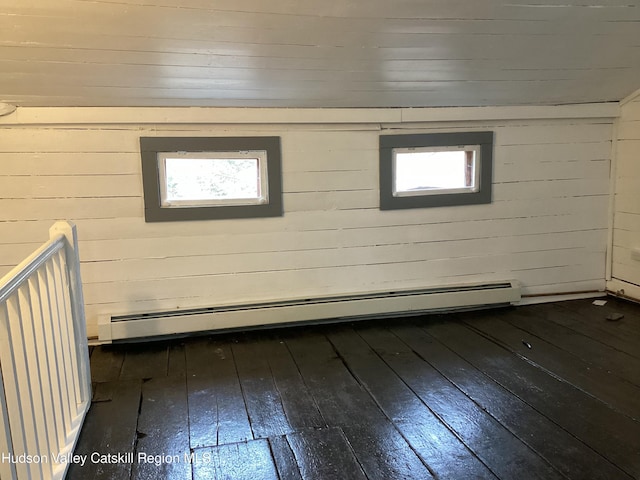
(1, 0, 640, 108)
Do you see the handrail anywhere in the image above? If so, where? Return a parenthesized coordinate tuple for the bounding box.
(0, 234, 65, 304)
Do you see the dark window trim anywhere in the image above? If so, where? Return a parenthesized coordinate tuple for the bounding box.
(379, 131, 494, 210)
(140, 136, 283, 222)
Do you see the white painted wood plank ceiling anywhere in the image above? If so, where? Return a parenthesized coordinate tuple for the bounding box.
(1, 0, 639, 108)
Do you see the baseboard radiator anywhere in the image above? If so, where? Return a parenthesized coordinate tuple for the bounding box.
(99, 280, 520, 342)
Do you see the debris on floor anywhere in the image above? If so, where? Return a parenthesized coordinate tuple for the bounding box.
(605, 312, 624, 322)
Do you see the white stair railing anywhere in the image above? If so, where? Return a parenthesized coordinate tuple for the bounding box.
(0, 222, 91, 480)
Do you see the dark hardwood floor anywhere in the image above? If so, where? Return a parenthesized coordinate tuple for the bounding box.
(68, 297, 640, 480)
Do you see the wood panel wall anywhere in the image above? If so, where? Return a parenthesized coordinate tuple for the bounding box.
(0, 107, 614, 337)
(611, 94, 640, 297)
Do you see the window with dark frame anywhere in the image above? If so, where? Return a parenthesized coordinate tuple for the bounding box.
(140, 136, 283, 222)
(379, 131, 494, 210)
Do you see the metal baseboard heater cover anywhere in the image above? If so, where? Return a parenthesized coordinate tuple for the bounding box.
(98, 280, 520, 342)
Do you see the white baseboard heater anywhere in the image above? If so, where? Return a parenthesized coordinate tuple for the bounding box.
(98, 280, 520, 342)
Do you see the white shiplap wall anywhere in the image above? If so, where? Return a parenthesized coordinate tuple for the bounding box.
(610, 94, 640, 299)
(0, 107, 614, 338)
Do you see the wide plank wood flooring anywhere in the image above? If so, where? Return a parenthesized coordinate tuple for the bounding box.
(68, 297, 640, 479)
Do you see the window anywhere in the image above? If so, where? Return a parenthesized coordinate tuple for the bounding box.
(379, 132, 493, 210)
(141, 137, 282, 222)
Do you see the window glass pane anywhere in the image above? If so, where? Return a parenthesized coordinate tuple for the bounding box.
(393, 148, 478, 196)
(163, 157, 262, 205)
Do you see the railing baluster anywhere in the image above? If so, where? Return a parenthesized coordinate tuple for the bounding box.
(28, 275, 59, 479)
(0, 302, 20, 480)
(5, 293, 44, 480)
(0, 388, 17, 480)
(46, 256, 74, 441)
(18, 285, 50, 468)
(37, 265, 66, 454)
